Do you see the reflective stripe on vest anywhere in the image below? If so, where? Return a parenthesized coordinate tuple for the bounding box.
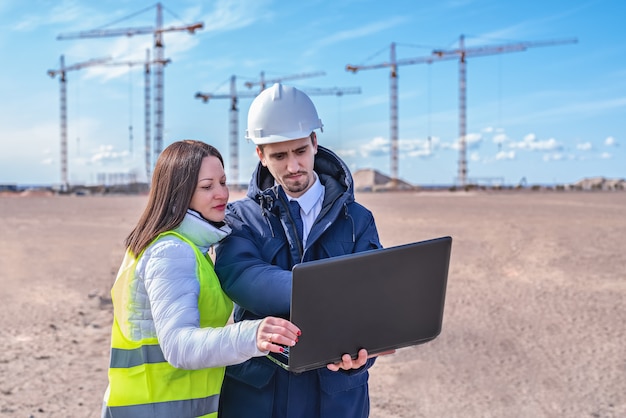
(104, 394, 219, 418)
(105, 231, 232, 418)
(109, 344, 166, 368)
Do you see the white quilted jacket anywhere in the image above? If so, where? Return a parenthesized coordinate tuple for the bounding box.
(132, 209, 267, 370)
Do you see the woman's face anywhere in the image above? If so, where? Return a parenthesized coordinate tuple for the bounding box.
(189, 155, 229, 222)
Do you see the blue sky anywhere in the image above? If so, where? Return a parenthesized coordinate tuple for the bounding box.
(1, 0, 624, 187)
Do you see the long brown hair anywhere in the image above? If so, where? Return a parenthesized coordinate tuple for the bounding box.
(125, 140, 224, 256)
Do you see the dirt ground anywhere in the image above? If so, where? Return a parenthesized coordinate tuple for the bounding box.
(0, 190, 624, 417)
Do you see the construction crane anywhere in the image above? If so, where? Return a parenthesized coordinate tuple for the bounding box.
(347, 43, 457, 187)
(347, 35, 577, 187)
(244, 70, 326, 92)
(105, 50, 171, 182)
(432, 35, 577, 187)
(57, 2, 203, 171)
(196, 76, 257, 188)
(47, 55, 111, 192)
(196, 78, 361, 187)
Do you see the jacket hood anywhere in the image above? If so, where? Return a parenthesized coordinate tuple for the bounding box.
(246, 145, 354, 211)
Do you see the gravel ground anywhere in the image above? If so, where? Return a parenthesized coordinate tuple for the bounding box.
(0, 190, 624, 418)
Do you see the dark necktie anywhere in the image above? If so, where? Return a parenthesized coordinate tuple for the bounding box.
(288, 200, 304, 243)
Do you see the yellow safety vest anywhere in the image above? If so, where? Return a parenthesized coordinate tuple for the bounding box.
(104, 231, 233, 418)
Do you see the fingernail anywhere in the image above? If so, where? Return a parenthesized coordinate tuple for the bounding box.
(297, 331, 302, 336)
(295, 337, 299, 343)
(280, 347, 285, 353)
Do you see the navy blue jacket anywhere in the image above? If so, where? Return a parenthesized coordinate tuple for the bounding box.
(215, 146, 382, 418)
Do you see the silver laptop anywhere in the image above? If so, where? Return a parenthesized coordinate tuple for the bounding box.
(268, 236, 452, 373)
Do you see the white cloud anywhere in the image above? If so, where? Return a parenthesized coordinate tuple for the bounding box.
(12, 0, 88, 31)
(336, 148, 357, 158)
(495, 150, 515, 160)
(543, 153, 564, 162)
(466, 133, 483, 149)
(68, 26, 203, 82)
(493, 133, 508, 144)
(356, 136, 439, 159)
(78, 37, 154, 81)
(449, 132, 482, 150)
(407, 148, 433, 158)
(510, 134, 562, 151)
(359, 136, 389, 157)
(576, 142, 592, 151)
(600, 152, 612, 159)
(89, 144, 130, 165)
(399, 137, 433, 156)
(604, 136, 618, 146)
(201, 0, 273, 32)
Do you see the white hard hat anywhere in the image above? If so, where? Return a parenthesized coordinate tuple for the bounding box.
(245, 83, 323, 145)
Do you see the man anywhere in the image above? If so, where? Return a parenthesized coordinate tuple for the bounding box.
(215, 83, 383, 418)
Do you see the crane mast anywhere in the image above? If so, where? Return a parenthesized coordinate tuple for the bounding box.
(57, 2, 203, 175)
(104, 51, 170, 181)
(47, 55, 111, 191)
(144, 49, 151, 182)
(390, 43, 398, 187)
(347, 35, 577, 187)
(154, 3, 165, 163)
(458, 35, 467, 187)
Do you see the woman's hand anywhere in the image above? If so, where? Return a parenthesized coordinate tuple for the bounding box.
(256, 317, 301, 353)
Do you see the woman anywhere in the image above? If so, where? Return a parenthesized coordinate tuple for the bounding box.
(102, 140, 300, 418)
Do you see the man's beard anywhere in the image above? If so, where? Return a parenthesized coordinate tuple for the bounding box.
(283, 173, 309, 194)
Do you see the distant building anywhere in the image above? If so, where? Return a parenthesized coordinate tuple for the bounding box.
(571, 177, 625, 191)
(353, 169, 416, 192)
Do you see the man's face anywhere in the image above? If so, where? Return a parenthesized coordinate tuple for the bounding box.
(257, 135, 317, 198)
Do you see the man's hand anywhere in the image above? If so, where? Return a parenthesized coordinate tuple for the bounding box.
(326, 349, 368, 371)
(326, 348, 397, 372)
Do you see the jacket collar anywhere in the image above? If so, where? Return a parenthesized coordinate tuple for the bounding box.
(174, 209, 231, 252)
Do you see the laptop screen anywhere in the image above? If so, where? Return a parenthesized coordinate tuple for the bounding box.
(277, 236, 452, 373)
